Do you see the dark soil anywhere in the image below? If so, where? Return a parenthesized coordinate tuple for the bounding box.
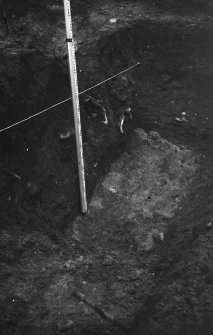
(0, 1, 213, 335)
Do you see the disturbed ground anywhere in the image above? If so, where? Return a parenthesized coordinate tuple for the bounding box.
(0, 1, 213, 334)
(0, 129, 198, 334)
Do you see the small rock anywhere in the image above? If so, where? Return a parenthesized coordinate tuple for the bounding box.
(109, 187, 117, 193)
(59, 127, 74, 140)
(159, 232, 164, 241)
(206, 222, 212, 230)
(162, 73, 172, 82)
(175, 117, 187, 123)
(65, 260, 74, 269)
(140, 234, 154, 252)
(90, 197, 104, 209)
(149, 131, 161, 140)
(152, 229, 164, 242)
(110, 18, 117, 23)
(128, 213, 136, 220)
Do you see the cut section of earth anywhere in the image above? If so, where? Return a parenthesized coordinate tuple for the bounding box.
(0, 129, 198, 334)
(72, 129, 197, 254)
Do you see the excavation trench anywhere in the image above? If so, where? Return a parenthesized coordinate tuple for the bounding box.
(0, 17, 213, 335)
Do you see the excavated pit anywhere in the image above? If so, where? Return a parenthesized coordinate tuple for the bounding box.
(0, 10, 213, 335)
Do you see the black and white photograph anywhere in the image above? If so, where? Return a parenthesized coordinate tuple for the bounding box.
(0, 1, 213, 334)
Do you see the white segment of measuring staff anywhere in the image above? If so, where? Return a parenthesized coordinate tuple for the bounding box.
(63, 0, 87, 213)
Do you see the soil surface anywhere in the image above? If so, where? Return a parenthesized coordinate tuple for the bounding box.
(0, 1, 213, 334)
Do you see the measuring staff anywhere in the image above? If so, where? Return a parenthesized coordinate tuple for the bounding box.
(63, 0, 87, 214)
